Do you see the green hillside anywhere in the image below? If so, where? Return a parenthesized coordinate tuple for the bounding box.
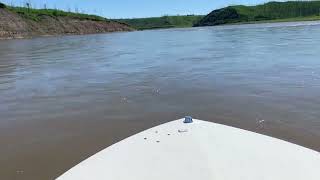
(195, 1, 320, 26)
(1, 2, 107, 22)
(115, 15, 204, 30)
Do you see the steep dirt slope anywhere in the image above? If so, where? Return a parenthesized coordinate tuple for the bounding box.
(0, 8, 134, 39)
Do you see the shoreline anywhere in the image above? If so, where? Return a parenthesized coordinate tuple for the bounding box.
(0, 30, 134, 41)
(224, 16, 320, 26)
(136, 18, 320, 31)
(1, 14, 320, 40)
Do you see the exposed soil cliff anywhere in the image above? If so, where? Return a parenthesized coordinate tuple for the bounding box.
(0, 8, 134, 39)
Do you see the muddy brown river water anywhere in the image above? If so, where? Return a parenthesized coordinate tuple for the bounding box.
(1, 21, 320, 179)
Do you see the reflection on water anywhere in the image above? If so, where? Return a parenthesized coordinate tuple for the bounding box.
(1, 21, 320, 179)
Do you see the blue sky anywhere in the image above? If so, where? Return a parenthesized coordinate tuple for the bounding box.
(3, 0, 271, 18)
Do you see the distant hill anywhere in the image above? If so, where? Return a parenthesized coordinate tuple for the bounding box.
(0, 2, 133, 39)
(195, 1, 320, 26)
(115, 15, 204, 30)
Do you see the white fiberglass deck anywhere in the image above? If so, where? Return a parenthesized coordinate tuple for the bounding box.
(57, 119, 320, 180)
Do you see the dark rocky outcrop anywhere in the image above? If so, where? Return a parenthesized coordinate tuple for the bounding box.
(194, 8, 244, 27)
(0, 2, 6, 8)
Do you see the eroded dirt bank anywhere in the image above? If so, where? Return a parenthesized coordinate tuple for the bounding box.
(0, 8, 134, 39)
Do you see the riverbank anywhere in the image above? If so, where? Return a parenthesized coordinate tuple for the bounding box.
(117, 16, 320, 31)
(2, 1, 320, 39)
(114, 15, 204, 30)
(0, 3, 134, 39)
(113, 1, 320, 29)
(222, 16, 320, 27)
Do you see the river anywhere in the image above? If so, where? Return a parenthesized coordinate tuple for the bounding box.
(1, 21, 320, 179)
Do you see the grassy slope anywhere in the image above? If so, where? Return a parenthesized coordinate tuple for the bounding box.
(1, 2, 108, 22)
(233, 1, 320, 20)
(115, 15, 204, 30)
(196, 1, 320, 26)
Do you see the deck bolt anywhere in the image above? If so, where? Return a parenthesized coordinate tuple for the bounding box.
(184, 116, 193, 123)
